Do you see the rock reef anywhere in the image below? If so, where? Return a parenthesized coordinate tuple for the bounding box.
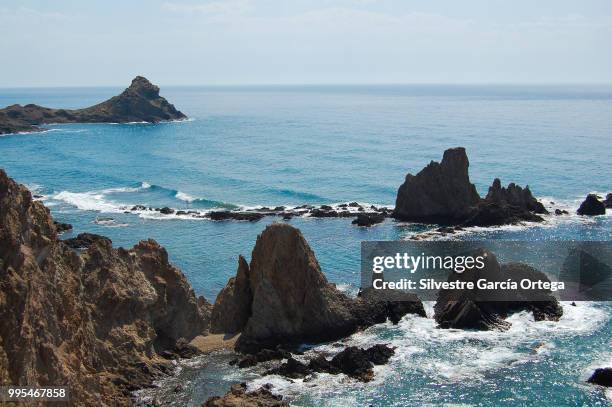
(0, 169, 209, 405)
(212, 223, 425, 353)
(433, 249, 562, 330)
(0, 76, 186, 135)
(394, 147, 549, 227)
(577, 194, 606, 216)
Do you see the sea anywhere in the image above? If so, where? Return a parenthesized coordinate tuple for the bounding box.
(0, 84, 610, 406)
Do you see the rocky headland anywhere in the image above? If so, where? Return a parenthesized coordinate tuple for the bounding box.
(0, 169, 209, 405)
(0, 76, 186, 135)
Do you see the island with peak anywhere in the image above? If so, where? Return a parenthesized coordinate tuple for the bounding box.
(0, 76, 186, 135)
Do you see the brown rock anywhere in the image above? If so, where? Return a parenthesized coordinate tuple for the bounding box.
(0, 169, 209, 405)
(212, 223, 424, 353)
(203, 383, 289, 407)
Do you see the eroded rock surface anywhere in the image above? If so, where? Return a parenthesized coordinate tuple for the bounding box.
(393, 147, 480, 224)
(0, 76, 186, 135)
(212, 223, 424, 353)
(0, 169, 209, 405)
(434, 249, 562, 330)
(394, 148, 549, 227)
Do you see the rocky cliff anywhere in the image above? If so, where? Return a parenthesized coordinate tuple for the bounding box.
(0, 169, 209, 405)
(394, 148, 548, 227)
(0, 76, 186, 135)
(212, 223, 425, 353)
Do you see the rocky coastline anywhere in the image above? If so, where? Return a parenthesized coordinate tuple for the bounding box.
(0, 76, 186, 135)
(1, 160, 608, 405)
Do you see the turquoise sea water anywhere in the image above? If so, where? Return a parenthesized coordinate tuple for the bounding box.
(0, 85, 610, 405)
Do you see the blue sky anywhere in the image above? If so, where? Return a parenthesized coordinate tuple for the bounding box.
(0, 0, 611, 86)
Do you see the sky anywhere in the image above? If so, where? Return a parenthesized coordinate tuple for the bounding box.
(0, 0, 611, 87)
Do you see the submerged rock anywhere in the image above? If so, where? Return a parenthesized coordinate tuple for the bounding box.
(0, 169, 210, 405)
(587, 368, 612, 387)
(434, 249, 562, 330)
(352, 212, 385, 227)
(204, 383, 289, 407)
(212, 223, 424, 353)
(0, 76, 187, 135)
(393, 147, 480, 224)
(577, 194, 606, 216)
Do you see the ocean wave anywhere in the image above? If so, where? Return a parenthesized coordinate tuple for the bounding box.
(245, 301, 609, 401)
(53, 190, 125, 213)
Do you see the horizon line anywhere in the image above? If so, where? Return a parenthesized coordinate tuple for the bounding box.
(2, 81, 612, 90)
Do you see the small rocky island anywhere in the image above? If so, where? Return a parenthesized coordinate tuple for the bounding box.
(0, 76, 186, 135)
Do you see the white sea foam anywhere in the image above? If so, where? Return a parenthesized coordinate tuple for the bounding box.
(53, 190, 125, 213)
(175, 191, 197, 202)
(243, 302, 610, 399)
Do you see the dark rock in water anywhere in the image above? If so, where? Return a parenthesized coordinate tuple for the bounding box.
(132, 204, 147, 211)
(212, 223, 424, 353)
(393, 148, 548, 227)
(577, 194, 606, 216)
(352, 213, 385, 227)
(364, 344, 395, 365)
(235, 348, 292, 368)
(393, 147, 480, 224)
(161, 338, 201, 360)
(320, 205, 333, 210)
(330, 346, 375, 382)
(267, 357, 311, 379)
(0, 76, 187, 135)
(485, 178, 548, 214)
(309, 208, 339, 217)
(237, 355, 258, 368)
(204, 383, 289, 407)
(0, 169, 210, 405)
(604, 193, 612, 208)
(63, 232, 112, 249)
(267, 344, 395, 382)
(462, 200, 544, 227)
(587, 368, 612, 387)
(159, 207, 174, 215)
(307, 354, 339, 374)
(555, 209, 569, 215)
(53, 220, 72, 233)
(208, 211, 264, 222)
(434, 249, 562, 330)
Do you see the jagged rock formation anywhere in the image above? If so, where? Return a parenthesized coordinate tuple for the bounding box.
(394, 148, 548, 227)
(0, 169, 209, 405)
(393, 147, 481, 224)
(577, 194, 606, 216)
(0, 76, 186, 135)
(604, 193, 612, 208)
(203, 383, 289, 407)
(212, 223, 424, 352)
(434, 249, 562, 330)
